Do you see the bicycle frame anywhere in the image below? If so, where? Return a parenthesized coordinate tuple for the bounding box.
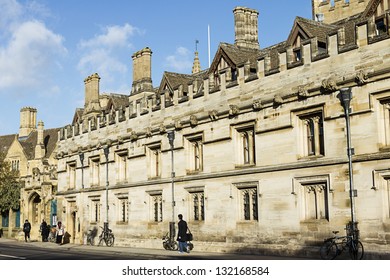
(320, 230, 364, 260)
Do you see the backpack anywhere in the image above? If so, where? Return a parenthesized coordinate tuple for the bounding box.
(24, 223, 31, 232)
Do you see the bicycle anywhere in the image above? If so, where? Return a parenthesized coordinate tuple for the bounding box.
(320, 230, 364, 260)
(162, 232, 178, 251)
(86, 227, 98, 246)
(98, 226, 115, 247)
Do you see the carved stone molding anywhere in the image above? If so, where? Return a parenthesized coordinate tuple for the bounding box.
(130, 131, 138, 142)
(159, 124, 166, 134)
(145, 127, 152, 137)
(273, 94, 283, 107)
(174, 120, 183, 130)
(297, 85, 309, 98)
(208, 110, 219, 120)
(253, 99, 263, 110)
(355, 70, 369, 85)
(229, 105, 240, 117)
(321, 77, 337, 92)
(190, 115, 198, 127)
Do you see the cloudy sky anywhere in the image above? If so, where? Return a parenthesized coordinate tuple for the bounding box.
(0, 0, 311, 135)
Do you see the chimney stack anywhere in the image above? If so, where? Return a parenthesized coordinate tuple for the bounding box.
(35, 120, 45, 158)
(19, 107, 37, 138)
(233, 6, 260, 49)
(84, 73, 101, 115)
(131, 47, 153, 95)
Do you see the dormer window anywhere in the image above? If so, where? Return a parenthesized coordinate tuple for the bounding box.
(293, 47, 301, 61)
(375, 16, 387, 36)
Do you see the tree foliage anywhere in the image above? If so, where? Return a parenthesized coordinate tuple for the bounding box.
(0, 152, 20, 212)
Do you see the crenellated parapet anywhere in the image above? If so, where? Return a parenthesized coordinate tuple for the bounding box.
(57, 17, 390, 158)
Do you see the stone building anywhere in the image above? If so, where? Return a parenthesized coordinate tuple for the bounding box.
(55, 0, 390, 256)
(0, 108, 59, 239)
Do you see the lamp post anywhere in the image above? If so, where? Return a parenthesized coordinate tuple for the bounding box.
(338, 87, 358, 237)
(167, 130, 175, 241)
(79, 153, 84, 189)
(103, 146, 110, 230)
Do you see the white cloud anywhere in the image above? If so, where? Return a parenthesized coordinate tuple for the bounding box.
(77, 23, 138, 85)
(165, 46, 193, 73)
(0, 20, 66, 91)
(0, 0, 23, 29)
(79, 24, 137, 49)
(0, 0, 67, 95)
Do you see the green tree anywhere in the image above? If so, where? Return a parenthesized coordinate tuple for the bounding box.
(0, 152, 20, 213)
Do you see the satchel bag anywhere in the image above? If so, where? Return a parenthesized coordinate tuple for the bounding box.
(186, 228, 193, 241)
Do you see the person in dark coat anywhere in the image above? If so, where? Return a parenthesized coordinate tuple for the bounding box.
(56, 221, 65, 244)
(177, 214, 189, 253)
(23, 219, 31, 242)
(40, 219, 49, 242)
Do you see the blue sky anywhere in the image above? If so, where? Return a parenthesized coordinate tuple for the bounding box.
(0, 0, 312, 135)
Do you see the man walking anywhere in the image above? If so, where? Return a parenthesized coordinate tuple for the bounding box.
(23, 219, 31, 242)
(177, 214, 189, 253)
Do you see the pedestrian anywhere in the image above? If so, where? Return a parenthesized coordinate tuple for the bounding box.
(23, 219, 31, 242)
(177, 214, 189, 253)
(40, 219, 49, 242)
(56, 221, 65, 244)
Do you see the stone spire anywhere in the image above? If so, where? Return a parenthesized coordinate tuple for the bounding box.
(192, 51, 201, 74)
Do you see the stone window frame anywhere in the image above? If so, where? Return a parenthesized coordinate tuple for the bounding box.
(115, 149, 128, 184)
(293, 175, 331, 222)
(66, 160, 77, 190)
(88, 195, 101, 224)
(146, 142, 162, 179)
(115, 193, 129, 224)
(89, 155, 100, 187)
(185, 186, 205, 222)
(295, 108, 325, 159)
(232, 121, 256, 167)
(233, 181, 259, 222)
(147, 190, 163, 223)
(184, 132, 204, 174)
(372, 169, 390, 220)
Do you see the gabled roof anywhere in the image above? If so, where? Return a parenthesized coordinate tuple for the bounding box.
(287, 17, 339, 45)
(209, 43, 263, 74)
(158, 70, 208, 94)
(0, 128, 59, 160)
(105, 94, 129, 111)
(0, 134, 17, 155)
(362, 0, 385, 18)
(72, 108, 84, 125)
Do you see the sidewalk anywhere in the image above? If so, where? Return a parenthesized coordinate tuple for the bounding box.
(0, 237, 302, 259)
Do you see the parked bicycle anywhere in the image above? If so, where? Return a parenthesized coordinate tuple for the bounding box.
(98, 225, 115, 247)
(86, 227, 98, 246)
(162, 232, 178, 251)
(320, 229, 364, 260)
(162, 232, 194, 252)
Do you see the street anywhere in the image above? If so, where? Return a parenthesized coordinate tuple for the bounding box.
(0, 238, 312, 260)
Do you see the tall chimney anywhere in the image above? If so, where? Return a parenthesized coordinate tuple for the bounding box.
(19, 107, 37, 138)
(131, 47, 153, 95)
(233, 7, 260, 49)
(84, 73, 101, 115)
(35, 120, 45, 159)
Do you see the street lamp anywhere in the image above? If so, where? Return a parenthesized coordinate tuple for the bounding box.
(338, 87, 358, 237)
(103, 146, 110, 231)
(79, 152, 84, 189)
(167, 130, 175, 241)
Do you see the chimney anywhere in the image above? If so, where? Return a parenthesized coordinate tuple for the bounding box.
(19, 107, 37, 138)
(84, 73, 101, 115)
(233, 6, 260, 49)
(131, 47, 153, 95)
(35, 120, 45, 159)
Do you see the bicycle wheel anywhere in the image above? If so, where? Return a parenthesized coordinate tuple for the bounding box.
(349, 240, 364, 260)
(320, 240, 338, 260)
(106, 234, 115, 247)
